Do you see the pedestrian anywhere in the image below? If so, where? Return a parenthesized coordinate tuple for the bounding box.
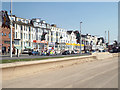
(2, 50, 4, 55)
(45, 51, 46, 56)
(41, 51, 43, 56)
(54, 50, 56, 55)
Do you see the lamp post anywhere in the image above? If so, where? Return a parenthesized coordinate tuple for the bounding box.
(80, 22, 82, 55)
(108, 30, 110, 45)
(10, 0, 12, 57)
(60, 35, 63, 54)
(105, 31, 107, 51)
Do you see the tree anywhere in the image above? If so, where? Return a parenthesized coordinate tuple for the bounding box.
(113, 40, 118, 47)
(41, 32, 47, 41)
(75, 31, 80, 43)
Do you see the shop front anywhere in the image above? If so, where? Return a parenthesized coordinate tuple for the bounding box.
(33, 40, 48, 51)
(48, 42, 55, 49)
(66, 43, 84, 52)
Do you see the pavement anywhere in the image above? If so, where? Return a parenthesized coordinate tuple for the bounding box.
(2, 56, 119, 88)
(1, 53, 90, 60)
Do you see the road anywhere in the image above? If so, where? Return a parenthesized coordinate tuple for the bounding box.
(2, 57, 119, 88)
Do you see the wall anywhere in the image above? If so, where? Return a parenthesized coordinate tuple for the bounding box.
(2, 27, 14, 53)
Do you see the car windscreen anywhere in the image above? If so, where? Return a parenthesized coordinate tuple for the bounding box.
(24, 49, 28, 51)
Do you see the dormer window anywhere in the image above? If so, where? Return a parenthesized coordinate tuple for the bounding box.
(18, 19, 21, 22)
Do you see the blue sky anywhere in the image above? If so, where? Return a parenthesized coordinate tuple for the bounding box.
(2, 2, 118, 43)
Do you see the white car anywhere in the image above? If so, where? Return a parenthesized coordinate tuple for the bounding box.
(22, 49, 29, 54)
(71, 50, 79, 54)
(74, 50, 79, 54)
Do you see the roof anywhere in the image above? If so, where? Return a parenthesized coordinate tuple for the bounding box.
(13, 21, 32, 26)
(9, 15, 30, 20)
(1, 10, 10, 28)
(81, 34, 85, 36)
(67, 31, 73, 34)
(51, 24, 57, 27)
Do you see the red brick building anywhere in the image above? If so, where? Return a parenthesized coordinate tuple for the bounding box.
(1, 27, 15, 54)
(0, 10, 15, 54)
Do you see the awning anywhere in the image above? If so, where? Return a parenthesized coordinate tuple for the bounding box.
(76, 44, 84, 46)
(40, 40, 48, 44)
(66, 43, 71, 45)
(15, 46, 22, 50)
(25, 46, 32, 49)
(33, 40, 48, 44)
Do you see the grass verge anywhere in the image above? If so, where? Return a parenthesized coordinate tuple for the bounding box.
(1, 54, 88, 64)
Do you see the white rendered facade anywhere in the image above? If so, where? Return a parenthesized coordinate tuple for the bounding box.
(9, 15, 105, 54)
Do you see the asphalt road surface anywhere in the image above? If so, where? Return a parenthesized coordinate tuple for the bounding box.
(2, 57, 119, 88)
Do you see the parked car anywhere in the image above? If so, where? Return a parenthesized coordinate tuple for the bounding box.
(32, 51, 40, 55)
(28, 51, 40, 55)
(62, 50, 70, 55)
(22, 49, 29, 54)
(74, 50, 79, 54)
(109, 49, 113, 53)
(22, 49, 32, 54)
(71, 50, 79, 54)
(55, 51, 61, 55)
(71, 51, 75, 54)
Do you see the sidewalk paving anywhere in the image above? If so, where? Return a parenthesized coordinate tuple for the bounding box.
(1, 54, 28, 57)
(0, 53, 90, 60)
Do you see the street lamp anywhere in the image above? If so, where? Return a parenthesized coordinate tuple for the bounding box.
(60, 35, 63, 54)
(10, 0, 12, 57)
(80, 22, 82, 55)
